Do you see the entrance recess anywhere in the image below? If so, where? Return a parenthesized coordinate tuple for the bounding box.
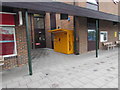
(87, 18, 96, 51)
(34, 14, 46, 48)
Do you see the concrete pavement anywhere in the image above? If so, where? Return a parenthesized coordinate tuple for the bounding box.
(2, 48, 118, 88)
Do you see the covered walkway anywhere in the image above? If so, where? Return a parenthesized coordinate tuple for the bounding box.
(1, 2, 120, 75)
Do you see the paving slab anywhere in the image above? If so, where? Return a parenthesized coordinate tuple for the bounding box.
(2, 48, 118, 88)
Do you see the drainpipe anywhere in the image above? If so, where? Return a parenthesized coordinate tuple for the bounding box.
(25, 10, 32, 75)
(96, 19, 99, 58)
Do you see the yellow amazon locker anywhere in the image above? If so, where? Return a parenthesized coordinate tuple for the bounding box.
(48, 29, 74, 54)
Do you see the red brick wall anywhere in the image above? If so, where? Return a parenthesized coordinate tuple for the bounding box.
(28, 14, 36, 49)
(76, 17, 88, 54)
(56, 14, 74, 30)
(75, 0, 86, 7)
(46, 13, 88, 54)
(45, 13, 52, 48)
(61, 0, 118, 15)
(45, 13, 74, 48)
(2, 10, 28, 69)
(98, 0, 118, 15)
(99, 20, 119, 49)
(3, 57, 18, 69)
(76, 18, 119, 53)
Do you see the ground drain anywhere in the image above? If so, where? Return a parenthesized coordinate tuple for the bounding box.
(66, 69, 69, 71)
(95, 63, 100, 65)
(72, 67, 75, 69)
(109, 63, 113, 64)
(68, 73, 72, 75)
(93, 69, 98, 72)
(52, 83, 59, 88)
(100, 62, 105, 63)
(110, 67, 115, 69)
(105, 79, 109, 81)
(46, 74, 48, 76)
(108, 76, 114, 79)
(106, 69, 111, 71)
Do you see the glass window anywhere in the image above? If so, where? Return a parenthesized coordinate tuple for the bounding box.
(87, 0, 98, 4)
(87, 18, 96, 29)
(87, 0, 98, 10)
(34, 17, 44, 29)
(87, 3, 98, 10)
(113, 0, 119, 4)
(88, 29, 96, 41)
(60, 14, 68, 20)
(100, 31, 108, 42)
(0, 27, 17, 57)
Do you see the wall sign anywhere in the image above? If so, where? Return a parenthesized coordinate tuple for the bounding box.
(114, 32, 117, 37)
(0, 13, 15, 26)
(100, 31, 108, 42)
(0, 12, 17, 57)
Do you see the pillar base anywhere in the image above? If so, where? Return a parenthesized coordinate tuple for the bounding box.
(75, 53, 79, 55)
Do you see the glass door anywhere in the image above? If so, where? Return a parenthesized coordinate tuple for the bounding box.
(88, 29, 96, 51)
(34, 14, 46, 48)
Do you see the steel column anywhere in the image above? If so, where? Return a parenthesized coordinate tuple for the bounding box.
(25, 11, 32, 75)
(96, 19, 99, 58)
(74, 16, 79, 55)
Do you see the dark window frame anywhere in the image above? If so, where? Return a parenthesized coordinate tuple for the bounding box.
(34, 14, 45, 29)
(60, 14, 68, 20)
(86, 2, 98, 6)
(86, 1, 99, 10)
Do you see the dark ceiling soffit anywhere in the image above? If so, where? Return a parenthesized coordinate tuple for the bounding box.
(28, 10, 45, 14)
(1, 2, 119, 22)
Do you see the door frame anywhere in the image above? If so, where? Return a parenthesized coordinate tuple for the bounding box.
(50, 13, 56, 49)
(87, 18, 96, 51)
(33, 13, 46, 49)
(87, 29, 96, 51)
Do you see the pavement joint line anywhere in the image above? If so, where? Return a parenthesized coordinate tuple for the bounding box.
(2, 48, 118, 88)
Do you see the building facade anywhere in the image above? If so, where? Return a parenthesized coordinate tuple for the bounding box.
(1, 1, 119, 69)
(45, 0, 119, 53)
